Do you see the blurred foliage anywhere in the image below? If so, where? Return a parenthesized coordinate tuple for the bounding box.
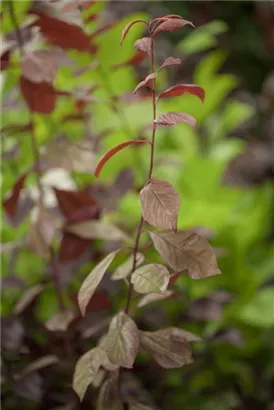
(1, 2, 273, 410)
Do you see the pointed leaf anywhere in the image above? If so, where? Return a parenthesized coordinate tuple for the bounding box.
(140, 179, 180, 231)
(157, 84, 205, 102)
(153, 18, 194, 36)
(66, 221, 129, 242)
(155, 112, 196, 128)
(97, 377, 124, 410)
(140, 328, 193, 368)
(20, 50, 58, 84)
(59, 232, 91, 262)
(78, 251, 119, 315)
(137, 290, 174, 308)
(113, 51, 147, 69)
(3, 173, 27, 218)
(95, 140, 149, 177)
(112, 253, 144, 280)
(18, 356, 59, 378)
(104, 312, 139, 368)
(133, 73, 157, 94)
(149, 230, 221, 279)
(131, 264, 169, 294)
(46, 310, 75, 332)
(159, 57, 181, 70)
(120, 20, 147, 45)
(134, 37, 152, 54)
(14, 284, 44, 314)
(20, 76, 56, 114)
(73, 347, 106, 401)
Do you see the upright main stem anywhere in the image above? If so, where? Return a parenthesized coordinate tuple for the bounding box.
(125, 35, 157, 315)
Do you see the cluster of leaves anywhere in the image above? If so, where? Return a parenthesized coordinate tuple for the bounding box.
(1, 1, 273, 410)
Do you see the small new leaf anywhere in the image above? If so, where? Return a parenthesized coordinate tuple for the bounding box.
(131, 264, 169, 294)
(149, 230, 221, 279)
(157, 84, 205, 102)
(140, 179, 180, 231)
(153, 18, 194, 36)
(97, 377, 123, 410)
(112, 253, 144, 280)
(78, 251, 119, 316)
(134, 37, 152, 54)
(133, 73, 157, 94)
(73, 347, 106, 401)
(155, 112, 196, 128)
(121, 20, 147, 45)
(104, 312, 139, 368)
(140, 328, 193, 368)
(159, 57, 181, 70)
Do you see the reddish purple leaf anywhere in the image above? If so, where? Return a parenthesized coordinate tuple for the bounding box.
(134, 37, 152, 54)
(155, 112, 196, 128)
(157, 84, 205, 102)
(113, 51, 147, 69)
(1, 49, 11, 71)
(30, 10, 97, 53)
(133, 72, 157, 94)
(95, 140, 150, 178)
(160, 57, 181, 70)
(20, 76, 56, 114)
(153, 18, 194, 36)
(54, 188, 99, 223)
(120, 19, 147, 45)
(150, 14, 185, 25)
(3, 173, 27, 218)
(59, 232, 91, 262)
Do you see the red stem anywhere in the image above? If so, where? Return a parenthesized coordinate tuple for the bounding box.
(124, 34, 157, 315)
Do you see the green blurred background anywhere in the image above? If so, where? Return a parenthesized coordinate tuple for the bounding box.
(1, 1, 274, 409)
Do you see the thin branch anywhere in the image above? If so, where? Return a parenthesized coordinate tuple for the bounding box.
(125, 34, 157, 315)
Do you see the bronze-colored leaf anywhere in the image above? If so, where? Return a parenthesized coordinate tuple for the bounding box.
(27, 207, 57, 258)
(159, 57, 181, 70)
(133, 73, 157, 94)
(155, 112, 196, 128)
(120, 20, 147, 45)
(153, 18, 194, 36)
(157, 84, 205, 102)
(134, 37, 152, 54)
(104, 312, 139, 368)
(45, 310, 75, 332)
(149, 230, 221, 279)
(140, 328, 193, 368)
(140, 179, 180, 231)
(66, 221, 129, 242)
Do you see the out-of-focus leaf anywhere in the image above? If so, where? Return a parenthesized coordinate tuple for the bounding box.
(17, 356, 59, 378)
(134, 37, 151, 54)
(20, 76, 56, 114)
(78, 250, 119, 315)
(3, 173, 27, 218)
(131, 264, 169, 294)
(112, 253, 144, 280)
(149, 230, 221, 279)
(140, 328, 193, 368)
(66, 220, 129, 241)
(97, 377, 123, 410)
(1, 317, 24, 350)
(14, 284, 44, 314)
(157, 84, 205, 102)
(239, 289, 274, 328)
(45, 310, 75, 331)
(140, 179, 180, 231)
(59, 232, 91, 262)
(27, 207, 57, 258)
(104, 312, 139, 368)
(46, 139, 95, 173)
(20, 50, 58, 84)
